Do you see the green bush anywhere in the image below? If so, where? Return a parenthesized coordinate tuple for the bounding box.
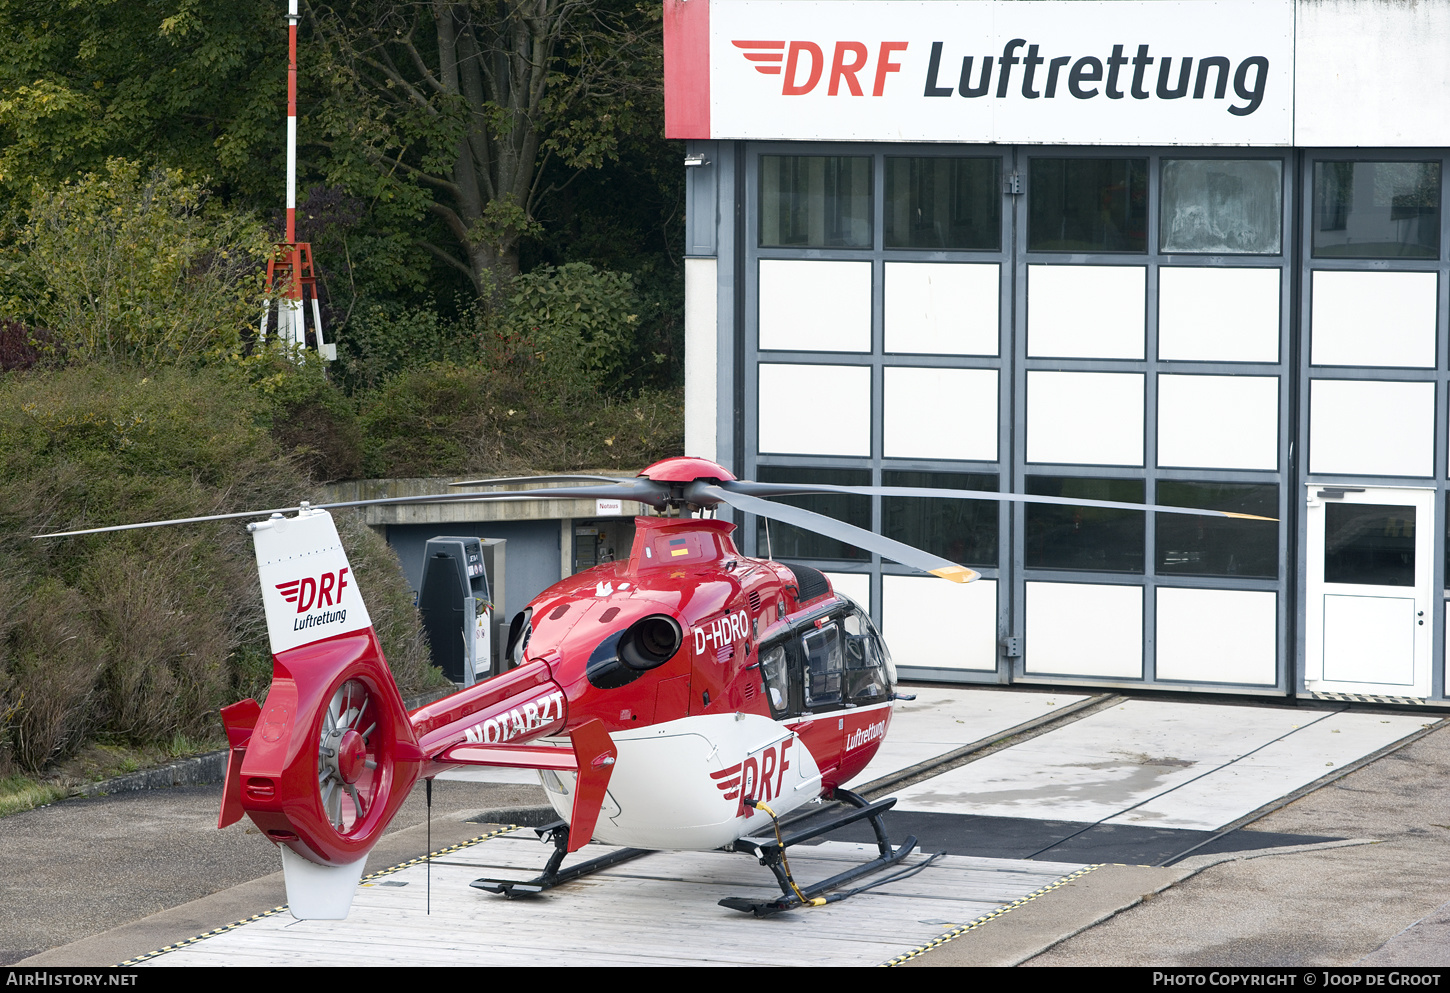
(499, 262, 643, 399)
(335, 301, 484, 394)
(357, 360, 683, 477)
(0, 364, 435, 774)
(2, 160, 270, 367)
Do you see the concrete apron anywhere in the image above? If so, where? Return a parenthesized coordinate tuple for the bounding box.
(23, 688, 1440, 967)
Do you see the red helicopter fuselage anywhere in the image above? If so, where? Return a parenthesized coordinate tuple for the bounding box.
(406, 515, 897, 850)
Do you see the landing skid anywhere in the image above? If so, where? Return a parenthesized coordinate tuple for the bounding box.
(470, 821, 651, 898)
(718, 787, 920, 917)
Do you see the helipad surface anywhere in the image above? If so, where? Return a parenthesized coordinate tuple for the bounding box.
(131, 832, 1087, 967)
(119, 692, 1436, 967)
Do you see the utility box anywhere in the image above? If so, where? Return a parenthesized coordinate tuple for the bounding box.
(417, 537, 505, 684)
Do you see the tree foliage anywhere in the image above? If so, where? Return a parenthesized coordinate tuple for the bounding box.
(0, 0, 282, 200)
(3, 159, 270, 366)
(310, 0, 665, 298)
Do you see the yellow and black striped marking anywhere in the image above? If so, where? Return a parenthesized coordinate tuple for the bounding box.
(879, 863, 1104, 967)
(1308, 690, 1431, 707)
(117, 824, 521, 966)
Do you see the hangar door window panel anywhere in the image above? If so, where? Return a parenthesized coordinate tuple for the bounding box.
(1156, 482, 1279, 580)
(1323, 595, 1416, 686)
(1028, 158, 1148, 254)
(1159, 159, 1283, 255)
(1310, 270, 1438, 369)
(882, 575, 997, 671)
(759, 155, 872, 249)
(1158, 267, 1281, 363)
(1026, 476, 1145, 575)
(1155, 588, 1277, 685)
(883, 156, 1001, 251)
(1308, 380, 1436, 478)
(1028, 265, 1146, 360)
(822, 571, 870, 612)
(884, 262, 999, 356)
(884, 367, 998, 462)
(882, 470, 999, 569)
(1026, 371, 1144, 467)
(1324, 503, 1416, 589)
(1025, 582, 1143, 679)
(754, 466, 871, 562)
(1157, 374, 1279, 471)
(758, 260, 873, 353)
(757, 364, 871, 458)
(1312, 161, 1440, 260)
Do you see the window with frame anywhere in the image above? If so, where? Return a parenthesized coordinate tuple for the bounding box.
(760, 155, 873, 249)
(1160, 159, 1283, 255)
(1313, 161, 1440, 259)
(884, 157, 1001, 250)
(1029, 158, 1148, 253)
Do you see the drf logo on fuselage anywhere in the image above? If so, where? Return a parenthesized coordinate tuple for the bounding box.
(276, 569, 350, 613)
(710, 737, 794, 818)
(694, 610, 749, 656)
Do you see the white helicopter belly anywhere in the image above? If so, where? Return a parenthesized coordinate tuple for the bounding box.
(540, 713, 822, 850)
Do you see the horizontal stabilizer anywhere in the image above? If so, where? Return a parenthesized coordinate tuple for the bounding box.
(440, 742, 577, 770)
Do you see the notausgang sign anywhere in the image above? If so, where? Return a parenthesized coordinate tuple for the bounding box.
(665, 0, 1294, 145)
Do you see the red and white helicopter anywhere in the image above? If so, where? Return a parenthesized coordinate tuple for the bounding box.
(42, 455, 1266, 919)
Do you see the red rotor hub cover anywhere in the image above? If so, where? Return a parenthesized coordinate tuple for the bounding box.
(337, 729, 367, 784)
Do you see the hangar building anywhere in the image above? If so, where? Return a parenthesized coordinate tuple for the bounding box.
(667, 0, 1450, 704)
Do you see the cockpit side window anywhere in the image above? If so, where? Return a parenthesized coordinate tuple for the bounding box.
(759, 643, 791, 719)
(842, 604, 894, 705)
(801, 622, 844, 710)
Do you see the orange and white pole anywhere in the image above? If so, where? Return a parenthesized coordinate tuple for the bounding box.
(283, 0, 304, 349)
(261, 0, 331, 359)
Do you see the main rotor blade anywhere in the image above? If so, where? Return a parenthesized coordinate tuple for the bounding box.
(34, 479, 670, 539)
(450, 473, 628, 487)
(718, 480, 1275, 521)
(692, 484, 979, 584)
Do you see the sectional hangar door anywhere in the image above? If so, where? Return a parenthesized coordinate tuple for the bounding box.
(683, 142, 1450, 704)
(668, 0, 1450, 704)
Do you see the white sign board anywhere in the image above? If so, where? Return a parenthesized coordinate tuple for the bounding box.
(670, 0, 1294, 145)
(595, 498, 625, 516)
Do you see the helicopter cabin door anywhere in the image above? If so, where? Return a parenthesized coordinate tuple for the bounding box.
(1304, 485, 1433, 699)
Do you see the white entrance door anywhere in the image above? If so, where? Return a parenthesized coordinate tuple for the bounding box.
(1305, 485, 1433, 698)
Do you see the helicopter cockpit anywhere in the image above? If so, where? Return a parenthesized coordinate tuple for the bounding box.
(757, 597, 894, 721)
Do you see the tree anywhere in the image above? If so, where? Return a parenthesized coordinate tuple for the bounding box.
(309, 0, 663, 301)
(4, 160, 269, 366)
(0, 0, 282, 204)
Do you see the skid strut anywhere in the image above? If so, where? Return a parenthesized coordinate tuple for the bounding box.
(470, 821, 650, 898)
(718, 788, 920, 917)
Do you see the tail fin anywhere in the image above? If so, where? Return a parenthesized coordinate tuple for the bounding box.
(220, 508, 422, 920)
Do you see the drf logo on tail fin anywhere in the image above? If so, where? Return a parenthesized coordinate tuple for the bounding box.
(276, 569, 350, 613)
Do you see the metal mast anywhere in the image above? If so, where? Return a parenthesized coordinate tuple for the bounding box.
(260, 0, 333, 360)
